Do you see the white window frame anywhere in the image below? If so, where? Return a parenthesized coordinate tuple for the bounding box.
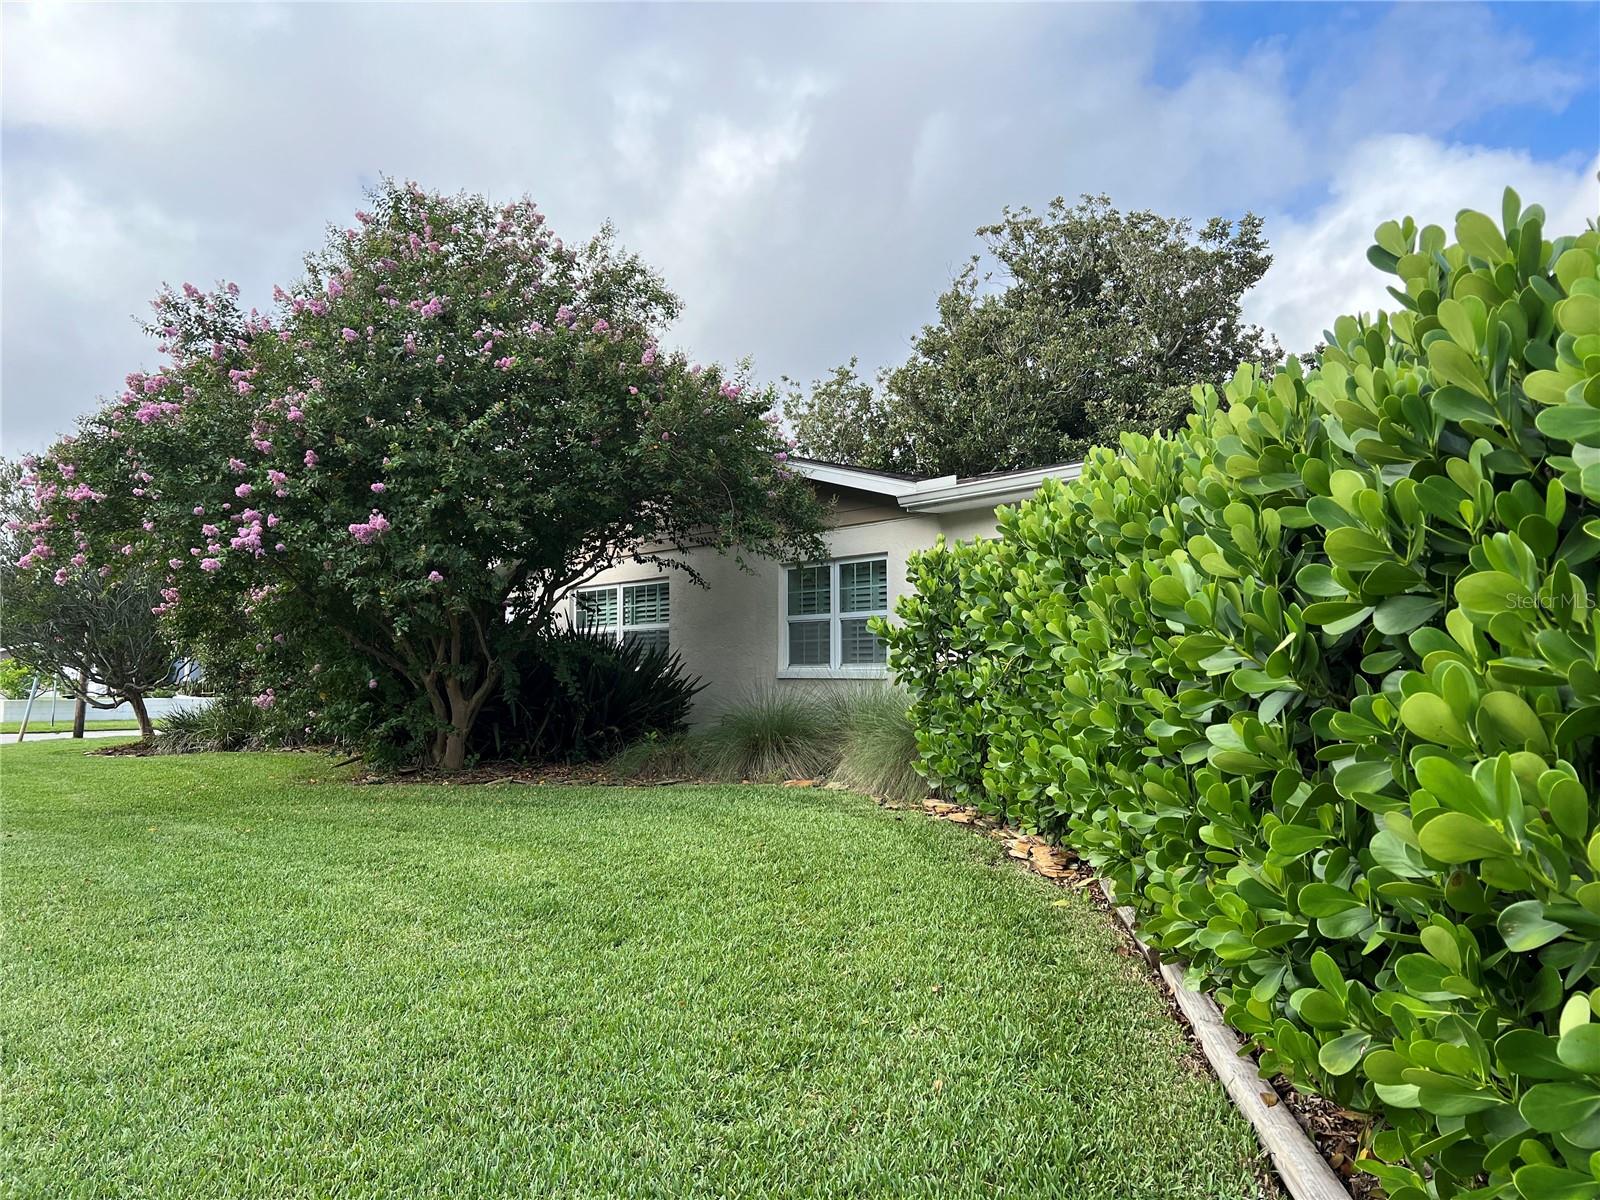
(572, 578, 670, 652)
(777, 553, 890, 680)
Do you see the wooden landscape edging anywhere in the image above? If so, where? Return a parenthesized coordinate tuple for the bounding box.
(913, 797, 1349, 1200)
(1095, 882, 1350, 1200)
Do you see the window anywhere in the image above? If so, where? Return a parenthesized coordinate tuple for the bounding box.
(782, 555, 888, 674)
(576, 580, 670, 653)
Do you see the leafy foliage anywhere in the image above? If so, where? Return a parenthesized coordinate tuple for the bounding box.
(788, 195, 1278, 477)
(1, 463, 178, 738)
(17, 181, 823, 768)
(157, 695, 272, 754)
(471, 629, 702, 763)
(883, 189, 1600, 1198)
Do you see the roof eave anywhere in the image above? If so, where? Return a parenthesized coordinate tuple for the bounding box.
(898, 462, 1083, 513)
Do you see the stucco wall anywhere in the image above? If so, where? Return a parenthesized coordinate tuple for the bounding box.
(568, 484, 1001, 722)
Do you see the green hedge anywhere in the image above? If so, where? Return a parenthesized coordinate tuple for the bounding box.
(881, 190, 1600, 1200)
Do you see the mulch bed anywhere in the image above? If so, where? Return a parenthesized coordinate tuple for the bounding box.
(916, 795, 1376, 1200)
(88, 740, 160, 757)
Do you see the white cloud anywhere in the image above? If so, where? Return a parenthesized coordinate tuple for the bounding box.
(0, 3, 1591, 453)
(1246, 136, 1600, 354)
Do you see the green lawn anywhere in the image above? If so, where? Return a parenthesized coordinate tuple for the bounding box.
(1, 741, 1264, 1199)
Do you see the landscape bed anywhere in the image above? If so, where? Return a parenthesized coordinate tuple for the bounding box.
(2, 740, 1265, 1199)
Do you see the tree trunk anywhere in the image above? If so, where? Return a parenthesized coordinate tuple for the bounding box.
(72, 669, 87, 739)
(432, 665, 500, 771)
(127, 692, 154, 741)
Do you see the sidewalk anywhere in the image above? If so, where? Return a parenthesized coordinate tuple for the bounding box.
(1, 729, 144, 746)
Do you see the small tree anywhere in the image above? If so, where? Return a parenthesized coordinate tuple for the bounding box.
(22, 181, 822, 768)
(2, 464, 176, 737)
(788, 194, 1280, 477)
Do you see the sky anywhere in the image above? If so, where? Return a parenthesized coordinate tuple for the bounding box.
(2, 1, 1597, 456)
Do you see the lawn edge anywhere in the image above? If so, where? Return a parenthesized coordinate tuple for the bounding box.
(905, 792, 1360, 1200)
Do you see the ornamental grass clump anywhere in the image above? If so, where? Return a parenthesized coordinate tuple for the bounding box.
(882, 189, 1600, 1199)
(832, 685, 925, 802)
(694, 689, 840, 782)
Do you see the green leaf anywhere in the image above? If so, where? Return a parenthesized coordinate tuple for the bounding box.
(1417, 811, 1512, 863)
(1400, 693, 1474, 749)
(1513, 1164, 1600, 1200)
(1536, 404, 1600, 445)
(1298, 882, 1364, 916)
(1325, 527, 1394, 571)
(1455, 571, 1531, 616)
(1559, 1025, 1600, 1074)
(1499, 900, 1568, 952)
(1268, 824, 1331, 859)
(1519, 1081, 1600, 1133)
(1374, 595, 1442, 635)
(1428, 340, 1489, 401)
(1457, 209, 1510, 263)
(1318, 1030, 1372, 1076)
(1477, 691, 1550, 753)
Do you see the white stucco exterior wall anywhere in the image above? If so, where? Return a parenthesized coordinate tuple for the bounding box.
(565, 483, 1005, 722)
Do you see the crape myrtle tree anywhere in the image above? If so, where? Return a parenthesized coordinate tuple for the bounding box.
(788, 194, 1281, 477)
(20, 181, 823, 769)
(2, 463, 178, 739)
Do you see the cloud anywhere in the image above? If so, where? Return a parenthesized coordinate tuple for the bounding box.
(1, 2, 1593, 453)
(1245, 136, 1600, 354)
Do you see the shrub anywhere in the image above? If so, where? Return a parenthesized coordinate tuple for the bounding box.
(472, 629, 702, 762)
(157, 696, 270, 754)
(883, 191, 1600, 1198)
(832, 686, 925, 802)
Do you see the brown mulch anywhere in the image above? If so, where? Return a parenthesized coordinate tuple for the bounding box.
(88, 739, 159, 757)
(917, 796, 1375, 1200)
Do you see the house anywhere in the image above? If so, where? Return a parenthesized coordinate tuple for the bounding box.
(566, 457, 1082, 720)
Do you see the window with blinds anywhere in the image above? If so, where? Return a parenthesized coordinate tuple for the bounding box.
(575, 580, 670, 654)
(783, 555, 889, 672)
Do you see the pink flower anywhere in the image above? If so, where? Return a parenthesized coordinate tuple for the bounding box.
(427, 570, 443, 583)
(200, 558, 222, 572)
(235, 483, 253, 498)
(341, 328, 359, 342)
(370, 482, 386, 494)
(228, 457, 248, 473)
(194, 505, 206, 516)
(304, 450, 320, 468)
(368, 679, 378, 689)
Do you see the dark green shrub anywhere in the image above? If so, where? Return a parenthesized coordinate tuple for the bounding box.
(473, 629, 702, 762)
(157, 696, 270, 754)
(883, 191, 1600, 1198)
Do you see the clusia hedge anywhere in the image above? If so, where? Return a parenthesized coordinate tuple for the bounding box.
(883, 190, 1600, 1199)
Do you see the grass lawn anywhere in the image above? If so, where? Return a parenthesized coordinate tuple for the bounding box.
(1, 741, 1265, 1199)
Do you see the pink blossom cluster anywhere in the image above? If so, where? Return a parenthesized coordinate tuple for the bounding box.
(348, 511, 390, 544)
